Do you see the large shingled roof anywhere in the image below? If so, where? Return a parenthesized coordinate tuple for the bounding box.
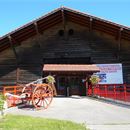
(0, 6, 130, 52)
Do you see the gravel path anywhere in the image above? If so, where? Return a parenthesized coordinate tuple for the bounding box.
(6, 96, 130, 130)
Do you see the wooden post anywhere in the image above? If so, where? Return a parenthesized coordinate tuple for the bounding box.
(117, 28, 123, 60)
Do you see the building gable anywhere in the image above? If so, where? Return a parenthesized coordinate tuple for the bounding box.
(0, 7, 130, 53)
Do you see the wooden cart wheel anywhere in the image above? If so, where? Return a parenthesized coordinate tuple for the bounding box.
(32, 83, 53, 110)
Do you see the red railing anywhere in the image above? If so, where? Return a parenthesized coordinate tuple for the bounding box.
(87, 84, 130, 102)
(3, 86, 23, 107)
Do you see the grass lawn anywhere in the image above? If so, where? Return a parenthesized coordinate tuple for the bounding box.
(0, 115, 89, 130)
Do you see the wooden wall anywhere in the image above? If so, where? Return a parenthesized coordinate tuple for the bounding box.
(0, 21, 130, 88)
(0, 48, 17, 87)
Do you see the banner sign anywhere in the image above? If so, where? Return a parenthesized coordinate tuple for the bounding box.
(96, 64, 123, 84)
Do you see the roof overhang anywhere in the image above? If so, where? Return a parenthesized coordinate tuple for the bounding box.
(0, 7, 130, 52)
(43, 64, 100, 73)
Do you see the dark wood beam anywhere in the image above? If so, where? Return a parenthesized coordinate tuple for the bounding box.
(68, 16, 89, 25)
(94, 20, 119, 30)
(118, 28, 123, 51)
(93, 23, 118, 34)
(0, 44, 10, 52)
(13, 29, 36, 38)
(34, 22, 43, 49)
(122, 36, 130, 41)
(68, 19, 89, 27)
(8, 35, 18, 61)
(61, 7, 66, 31)
(89, 17, 93, 32)
(34, 22, 40, 35)
(117, 28, 123, 60)
(13, 32, 36, 43)
(65, 11, 90, 21)
(93, 26, 116, 36)
(38, 12, 61, 25)
(8, 35, 19, 84)
(38, 18, 62, 31)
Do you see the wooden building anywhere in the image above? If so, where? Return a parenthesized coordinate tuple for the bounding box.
(0, 7, 130, 96)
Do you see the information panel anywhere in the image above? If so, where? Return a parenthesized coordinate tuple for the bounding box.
(96, 64, 123, 84)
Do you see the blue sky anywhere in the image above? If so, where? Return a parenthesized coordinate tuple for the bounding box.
(0, 0, 130, 36)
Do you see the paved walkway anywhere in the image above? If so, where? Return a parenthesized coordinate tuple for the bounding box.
(6, 96, 130, 130)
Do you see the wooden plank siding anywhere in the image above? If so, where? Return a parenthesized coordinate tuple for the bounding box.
(0, 48, 17, 86)
(0, 21, 130, 89)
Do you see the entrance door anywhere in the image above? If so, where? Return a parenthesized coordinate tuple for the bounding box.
(57, 76, 86, 96)
(57, 77, 67, 96)
(69, 76, 80, 95)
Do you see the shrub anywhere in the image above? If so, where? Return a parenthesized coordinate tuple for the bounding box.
(0, 93, 5, 117)
(0, 94, 5, 110)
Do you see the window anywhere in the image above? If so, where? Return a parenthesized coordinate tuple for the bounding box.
(68, 29, 74, 36)
(58, 30, 64, 36)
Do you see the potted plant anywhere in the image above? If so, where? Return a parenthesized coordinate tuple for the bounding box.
(46, 75, 55, 84)
(89, 74, 100, 96)
(46, 75, 57, 96)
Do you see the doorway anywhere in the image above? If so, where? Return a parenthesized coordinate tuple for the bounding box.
(57, 76, 86, 96)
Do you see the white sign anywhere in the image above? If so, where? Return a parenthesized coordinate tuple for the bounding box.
(96, 64, 123, 84)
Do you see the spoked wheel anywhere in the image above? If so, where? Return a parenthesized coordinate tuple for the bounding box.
(32, 84, 53, 110)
